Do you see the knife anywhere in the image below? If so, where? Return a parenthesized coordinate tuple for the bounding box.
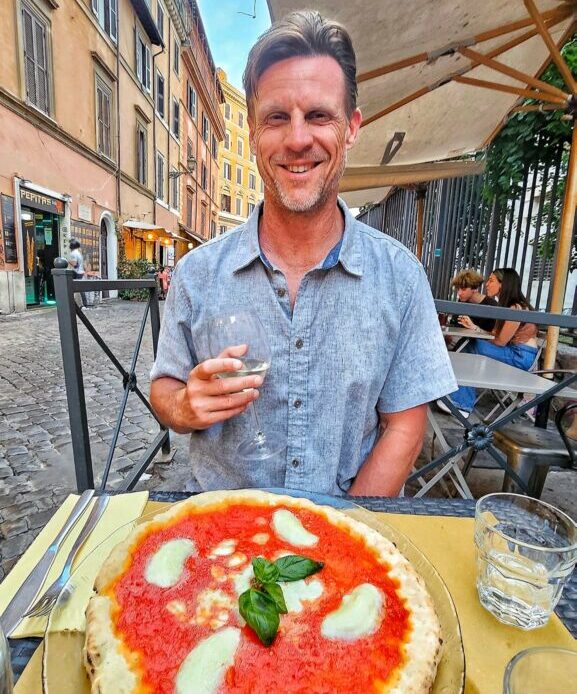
(0, 488, 95, 636)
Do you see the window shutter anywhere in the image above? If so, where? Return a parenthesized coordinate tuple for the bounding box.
(145, 45, 151, 90)
(135, 31, 142, 83)
(33, 18, 49, 113)
(22, 7, 37, 106)
(109, 0, 117, 42)
(92, 0, 98, 15)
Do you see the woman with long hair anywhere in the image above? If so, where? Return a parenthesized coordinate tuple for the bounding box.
(438, 268, 538, 416)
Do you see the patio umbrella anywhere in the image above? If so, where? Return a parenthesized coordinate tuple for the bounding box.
(267, 0, 577, 368)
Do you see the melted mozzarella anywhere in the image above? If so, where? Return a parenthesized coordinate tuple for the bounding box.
(272, 509, 319, 547)
(144, 539, 196, 588)
(208, 539, 237, 558)
(232, 564, 254, 596)
(321, 583, 384, 641)
(175, 627, 241, 694)
(281, 579, 324, 613)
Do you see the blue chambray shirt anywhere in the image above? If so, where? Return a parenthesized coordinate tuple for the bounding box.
(150, 199, 457, 495)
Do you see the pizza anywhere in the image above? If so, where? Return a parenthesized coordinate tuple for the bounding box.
(84, 490, 442, 693)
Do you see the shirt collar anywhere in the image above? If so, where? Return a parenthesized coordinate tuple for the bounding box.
(232, 197, 364, 277)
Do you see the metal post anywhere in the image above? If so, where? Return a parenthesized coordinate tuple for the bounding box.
(148, 266, 170, 456)
(415, 185, 427, 262)
(543, 120, 577, 371)
(52, 262, 94, 490)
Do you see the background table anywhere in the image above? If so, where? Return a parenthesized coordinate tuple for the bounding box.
(9, 493, 577, 682)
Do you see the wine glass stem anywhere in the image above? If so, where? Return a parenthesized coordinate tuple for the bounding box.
(248, 401, 264, 442)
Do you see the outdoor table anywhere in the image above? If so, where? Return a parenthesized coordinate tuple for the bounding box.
(6, 492, 576, 694)
(441, 326, 494, 352)
(416, 353, 577, 497)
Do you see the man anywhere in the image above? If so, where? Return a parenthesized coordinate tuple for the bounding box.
(68, 238, 88, 309)
(150, 11, 456, 496)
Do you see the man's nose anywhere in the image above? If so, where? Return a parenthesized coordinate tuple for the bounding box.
(284, 118, 314, 151)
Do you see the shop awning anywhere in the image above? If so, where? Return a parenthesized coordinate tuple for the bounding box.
(179, 223, 207, 244)
(123, 220, 165, 231)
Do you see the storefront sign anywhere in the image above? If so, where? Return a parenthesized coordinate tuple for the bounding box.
(20, 188, 65, 216)
(71, 220, 100, 274)
(1, 194, 18, 264)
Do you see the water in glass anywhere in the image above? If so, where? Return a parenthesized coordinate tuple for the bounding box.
(475, 493, 577, 629)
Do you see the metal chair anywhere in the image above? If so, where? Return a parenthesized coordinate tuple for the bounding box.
(492, 400, 577, 498)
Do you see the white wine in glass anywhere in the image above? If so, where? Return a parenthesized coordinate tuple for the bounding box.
(207, 311, 285, 462)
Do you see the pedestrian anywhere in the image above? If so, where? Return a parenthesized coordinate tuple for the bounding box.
(149, 10, 456, 496)
(157, 266, 170, 300)
(68, 238, 88, 308)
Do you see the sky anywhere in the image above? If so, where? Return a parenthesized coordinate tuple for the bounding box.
(196, 1, 272, 92)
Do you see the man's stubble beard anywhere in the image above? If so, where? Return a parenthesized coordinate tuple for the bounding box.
(266, 150, 348, 214)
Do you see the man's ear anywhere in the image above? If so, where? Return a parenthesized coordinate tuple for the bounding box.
(345, 108, 362, 149)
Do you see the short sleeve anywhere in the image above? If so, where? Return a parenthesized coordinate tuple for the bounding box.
(150, 264, 198, 383)
(377, 264, 457, 413)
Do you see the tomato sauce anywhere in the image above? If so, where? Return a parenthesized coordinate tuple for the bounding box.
(105, 502, 411, 693)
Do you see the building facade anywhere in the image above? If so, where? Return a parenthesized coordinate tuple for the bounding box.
(216, 68, 263, 235)
(0, 0, 222, 313)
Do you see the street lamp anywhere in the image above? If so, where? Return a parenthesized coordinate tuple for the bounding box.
(169, 156, 197, 179)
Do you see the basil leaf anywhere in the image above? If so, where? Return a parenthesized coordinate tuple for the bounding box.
(239, 588, 280, 646)
(263, 582, 288, 614)
(274, 555, 324, 582)
(252, 557, 280, 584)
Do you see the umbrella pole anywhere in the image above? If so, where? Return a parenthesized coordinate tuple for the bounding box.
(415, 186, 426, 261)
(543, 118, 577, 371)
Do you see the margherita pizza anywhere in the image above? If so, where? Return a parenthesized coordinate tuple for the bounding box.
(84, 490, 442, 693)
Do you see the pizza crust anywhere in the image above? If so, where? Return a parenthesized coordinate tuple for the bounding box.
(85, 489, 442, 693)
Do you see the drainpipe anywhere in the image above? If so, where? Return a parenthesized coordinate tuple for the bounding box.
(115, 10, 121, 219)
(152, 44, 165, 225)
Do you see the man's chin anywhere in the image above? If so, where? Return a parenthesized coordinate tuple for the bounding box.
(273, 184, 331, 213)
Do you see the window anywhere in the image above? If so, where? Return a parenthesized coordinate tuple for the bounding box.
(202, 114, 209, 142)
(21, 2, 51, 114)
(156, 151, 165, 200)
(238, 111, 244, 127)
(237, 137, 243, 157)
(224, 103, 230, 119)
(155, 70, 165, 118)
(96, 77, 112, 158)
(170, 168, 179, 209)
(186, 192, 193, 227)
(187, 137, 194, 162)
(173, 36, 179, 75)
(136, 31, 151, 91)
(223, 161, 231, 180)
(201, 162, 207, 190)
(249, 172, 256, 190)
(201, 206, 206, 235)
(219, 225, 227, 235)
(136, 121, 147, 185)
(212, 134, 218, 159)
(236, 167, 242, 185)
(248, 202, 256, 216)
(187, 83, 197, 118)
(224, 130, 230, 150)
(235, 197, 242, 216)
(91, 0, 117, 42)
(156, 2, 164, 40)
(211, 219, 216, 239)
(172, 97, 180, 138)
(249, 152, 256, 163)
(260, 179, 264, 194)
(211, 176, 215, 200)
(221, 194, 231, 213)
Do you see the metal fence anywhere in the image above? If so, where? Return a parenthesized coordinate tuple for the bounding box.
(357, 145, 577, 311)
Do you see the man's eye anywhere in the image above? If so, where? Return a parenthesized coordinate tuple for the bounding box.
(267, 113, 287, 123)
(308, 112, 330, 122)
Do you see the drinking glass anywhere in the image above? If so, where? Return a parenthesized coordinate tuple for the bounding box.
(207, 311, 285, 461)
(474, 493, 577, 629)
(503, 647, 577, 693)
(0, 625, 13, 694)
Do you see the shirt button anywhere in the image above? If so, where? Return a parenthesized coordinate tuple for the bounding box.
(291, 458, 300, 468)
(277, 288, 286, 297)
(293, 399, 302, 408)
(295, 338, 304, 349)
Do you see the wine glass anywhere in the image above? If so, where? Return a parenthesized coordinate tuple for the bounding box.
(207, 311, 285, 462)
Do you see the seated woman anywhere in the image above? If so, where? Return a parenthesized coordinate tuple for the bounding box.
(438, 268, 538, 416)
(450, 269, 498, 332)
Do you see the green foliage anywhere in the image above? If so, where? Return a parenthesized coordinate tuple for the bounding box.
(117, 258, 155, 301)
(483, 35, 577, 268)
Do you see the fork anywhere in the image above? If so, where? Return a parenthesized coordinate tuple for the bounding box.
(23, 494, 110, 618)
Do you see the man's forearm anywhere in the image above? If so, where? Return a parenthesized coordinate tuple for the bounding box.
(348, 406, 427, 497)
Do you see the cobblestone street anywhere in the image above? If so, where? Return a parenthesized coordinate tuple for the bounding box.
(1, 300, 576, 582)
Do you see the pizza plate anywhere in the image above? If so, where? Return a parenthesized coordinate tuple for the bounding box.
(42, 489, 464, 693)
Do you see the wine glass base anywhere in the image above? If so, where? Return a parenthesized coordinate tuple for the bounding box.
(236, 433, 286, 462)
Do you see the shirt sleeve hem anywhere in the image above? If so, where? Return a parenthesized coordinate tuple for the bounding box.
(377, 379, 458, 414)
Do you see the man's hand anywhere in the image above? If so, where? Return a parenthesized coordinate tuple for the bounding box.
(457, 315, 476, 330)
(150, 345, 263, 433)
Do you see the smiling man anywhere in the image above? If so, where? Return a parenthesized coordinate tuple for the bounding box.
(150, 11, 456, 496)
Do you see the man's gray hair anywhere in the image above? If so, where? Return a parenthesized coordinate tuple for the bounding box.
(243, 10, 358, 117)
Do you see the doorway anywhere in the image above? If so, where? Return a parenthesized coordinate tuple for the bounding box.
(21, 207, 60, 306)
